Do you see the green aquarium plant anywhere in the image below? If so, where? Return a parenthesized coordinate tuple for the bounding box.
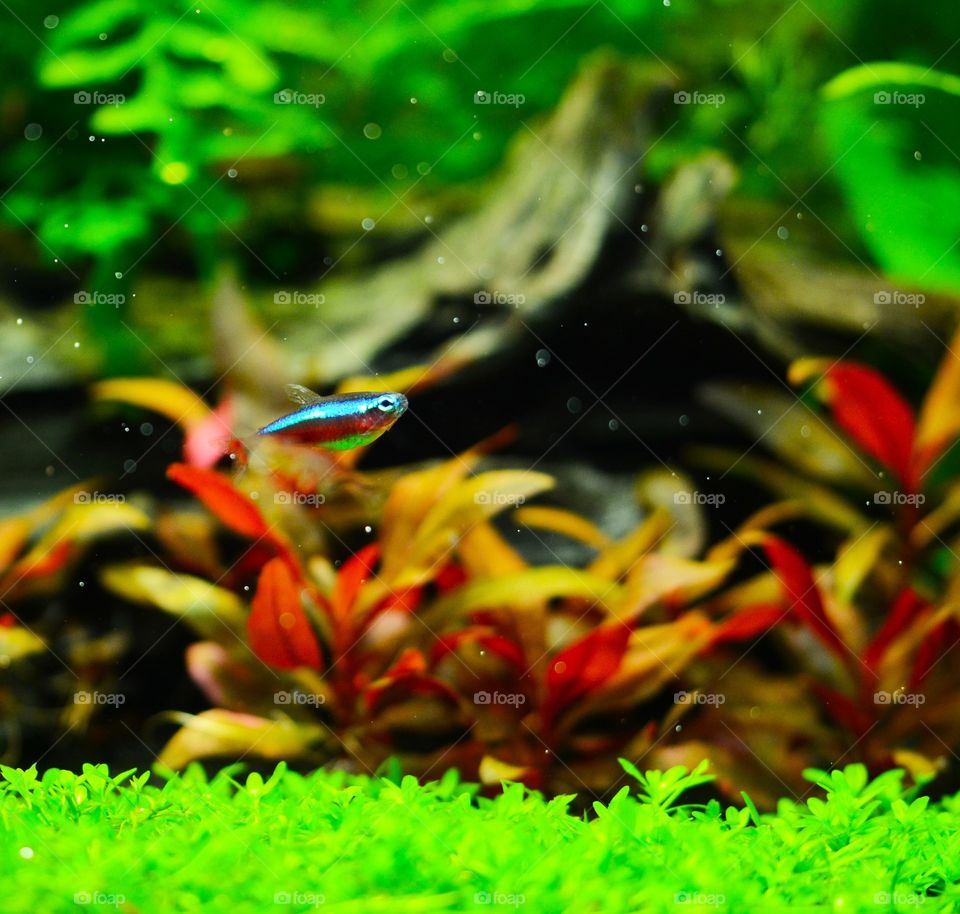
(2, 760, 959, 913)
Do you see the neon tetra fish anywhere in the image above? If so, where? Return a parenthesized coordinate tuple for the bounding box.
(257, 384, 408, 450)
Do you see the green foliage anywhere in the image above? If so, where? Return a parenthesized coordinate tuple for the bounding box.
(4, 0, 670, 278)
(618, 758, 714, 814)
(3, 761, 960, 913)
(9, 0, 335, 270)
(821, 63, 960, 289)
(4, 0, 960, 298)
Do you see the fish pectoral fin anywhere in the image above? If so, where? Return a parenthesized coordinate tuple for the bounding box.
(285, 383, 323, 406)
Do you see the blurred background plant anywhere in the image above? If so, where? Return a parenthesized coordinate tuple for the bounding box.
(2, 0, 960, 808)
(3, 1, 960, 372)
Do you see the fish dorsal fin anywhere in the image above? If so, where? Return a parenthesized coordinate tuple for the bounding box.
(285, 383, 324, 406)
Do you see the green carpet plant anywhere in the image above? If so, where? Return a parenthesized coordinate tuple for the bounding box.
(2, 760, 959, 913)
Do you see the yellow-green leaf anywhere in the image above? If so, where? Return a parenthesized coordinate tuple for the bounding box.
(635, 468, 705, 558)
(0, 624, 46, 663)
(100, 564, 246, 639)
(623, 554, 737, 618)
(92, 377, 212, 430)
(425, 566, 621, 625)
(396, 470, 553, 587)
(702, 383, 877, 488)
(157, 710, 326, 769)
(513, 506, 610, 548)
(832, 527, 891, 604)
(916, 327, 960, 475)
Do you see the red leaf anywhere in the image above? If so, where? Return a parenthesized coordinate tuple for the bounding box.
(12, 540, 73, 581)
(762, 537, 847, 659)
(543, 623, 631, 724)
(711, 604, 784, 645)
(364, 676, 459, 715)
(435, 561, 468, 592)
(376, 586, 422, 615)
(332, 545, 422, 635)
(824, 363, 917, 488)
(0, 613, 16, 628)
(363, 648, 459, 713)
(332, 544, 380, 618)
(167, 463, 272, 541)
(383, 647, 428, 678)
(431, 628, 526, 671)
(812, 683, 873, 737)
(910, 617, 960, 688)
(228, 542, 283, 582)
(248, 558, 323, 671)
(863, 588, 930, 683)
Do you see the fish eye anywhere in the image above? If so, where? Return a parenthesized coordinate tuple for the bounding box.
(377, 396, 396, 412)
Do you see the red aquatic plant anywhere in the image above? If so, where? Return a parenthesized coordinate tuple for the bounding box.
(136, 449, 783, 796)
